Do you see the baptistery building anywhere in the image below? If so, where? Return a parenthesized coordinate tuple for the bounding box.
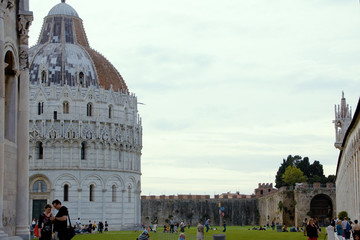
(28, 1, 142, 230)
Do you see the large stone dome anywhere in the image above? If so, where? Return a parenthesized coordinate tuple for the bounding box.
(29, 1, 128, 93)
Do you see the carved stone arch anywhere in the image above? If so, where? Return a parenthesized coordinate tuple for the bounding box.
(82, 123, 95, 140)
(29, 174, 52, 192)
(54, 173, 80, 189)
(4, 40, 19, 68)
(85, 86, 96, 101)
(61, 181, 72, 188)
(105, 175, 125, 189)
(100, 125, 110, 141)
(32, 86, 48, 103)
(127, 176, 136, 186)
(82, 173, 105, 189)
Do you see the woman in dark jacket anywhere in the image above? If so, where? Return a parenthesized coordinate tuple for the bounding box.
(38, 204, 53, 240)
(306, 218, 319, 240)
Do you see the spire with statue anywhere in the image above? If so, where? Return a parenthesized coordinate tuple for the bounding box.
(333, 91, 352, 149)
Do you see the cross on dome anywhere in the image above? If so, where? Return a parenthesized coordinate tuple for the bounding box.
(61, 0, 65, 3)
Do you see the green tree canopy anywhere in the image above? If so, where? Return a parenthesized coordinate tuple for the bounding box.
(282, 165, 307, 186)
(275, 155, 333, 188)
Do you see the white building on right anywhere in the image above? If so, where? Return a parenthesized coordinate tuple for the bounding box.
(334, 93, 360, 220)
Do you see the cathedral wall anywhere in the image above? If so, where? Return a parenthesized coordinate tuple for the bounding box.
(336, 109, 360, 221)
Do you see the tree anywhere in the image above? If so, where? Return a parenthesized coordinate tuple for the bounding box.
(309, 160, 324, 178)
(275, 155, 302, 188)
(295, 157, 310, 177)
(282, 165, 307, 186)
(326, 175, 336, 183)
(275, 155, 333, 188)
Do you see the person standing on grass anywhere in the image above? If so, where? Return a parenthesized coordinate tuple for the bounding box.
(104, 221, 109, 231)
(303, 218, 308, 236)
(205, 219, 210, 232)
(170, 217, 175, 233)
(326, 221, 335, 240)
(306, 218, 319, 240)
(197, 221, 204, 240)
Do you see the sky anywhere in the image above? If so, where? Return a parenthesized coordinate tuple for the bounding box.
(29, 0, 360, 196)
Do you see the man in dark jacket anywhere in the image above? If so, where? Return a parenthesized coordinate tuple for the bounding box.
(52, 199, 68, 240)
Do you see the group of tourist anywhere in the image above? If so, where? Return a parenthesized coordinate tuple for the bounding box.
(138, 220, 206, 240)
(34, 199, 109, 240)
(74, 219, 108, 234)
(304, 216, 360, 240)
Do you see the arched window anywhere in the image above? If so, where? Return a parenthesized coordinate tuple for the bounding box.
(128, 185, 132, 203)
(32, 180, 47, 192)
(87, 103, 92, 117)
(112, 185, 116, 202)
(38, 142, 43, 159)
(89, 184, 95, 202)
(41, 70, 47, 84)
(108, 105, 112, 119)
(63, 102, 69, 114)
(79, 72, 84, 86)
(38, 102, 44, 115)
(5, 51, 16, 141)
(64, 184, 69, 202)
(81, 142, 86, 160)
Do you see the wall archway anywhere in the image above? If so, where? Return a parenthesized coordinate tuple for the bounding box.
(310, 194, 333, 226)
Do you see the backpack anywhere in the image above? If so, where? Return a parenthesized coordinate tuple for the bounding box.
(346, 222, 351, 231)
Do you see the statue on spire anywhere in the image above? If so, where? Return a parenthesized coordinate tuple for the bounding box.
(61, 0, 65, 3)
(333, 91, 352, 150)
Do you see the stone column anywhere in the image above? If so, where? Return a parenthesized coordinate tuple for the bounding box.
(0, 2, 8, 239)
(15, 11, 33, 240)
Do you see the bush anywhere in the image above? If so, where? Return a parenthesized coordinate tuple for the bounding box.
(338, 211, 348, 220)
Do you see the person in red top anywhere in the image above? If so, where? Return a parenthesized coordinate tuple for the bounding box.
(306, 218, 319, 240)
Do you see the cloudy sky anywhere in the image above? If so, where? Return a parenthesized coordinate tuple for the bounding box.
(29, 0, 360, 196)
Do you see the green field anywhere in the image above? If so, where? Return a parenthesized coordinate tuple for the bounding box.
(73, 226, 327, 240)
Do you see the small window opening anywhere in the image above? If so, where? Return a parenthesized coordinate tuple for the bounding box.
(112, 185, 116, 202)
(87, 103, 92, 117)
(90, 184, 95, 202)
(64, 184, 69, 202)
(41, 71, 47, 84)
(79, 72, 84, 86)
(54, 111, 57, 120)
(38, 142, 43, 159)
(38, 102, 44, 115)
(81, 142, 86, 160)
(63, 102, 69, 114)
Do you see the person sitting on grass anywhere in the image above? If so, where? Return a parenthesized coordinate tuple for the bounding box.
(282, 225, 288, 232)
(137, 230, 150, 240)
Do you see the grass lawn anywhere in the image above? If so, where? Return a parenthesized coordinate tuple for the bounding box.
(73, 226, 327, 240)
